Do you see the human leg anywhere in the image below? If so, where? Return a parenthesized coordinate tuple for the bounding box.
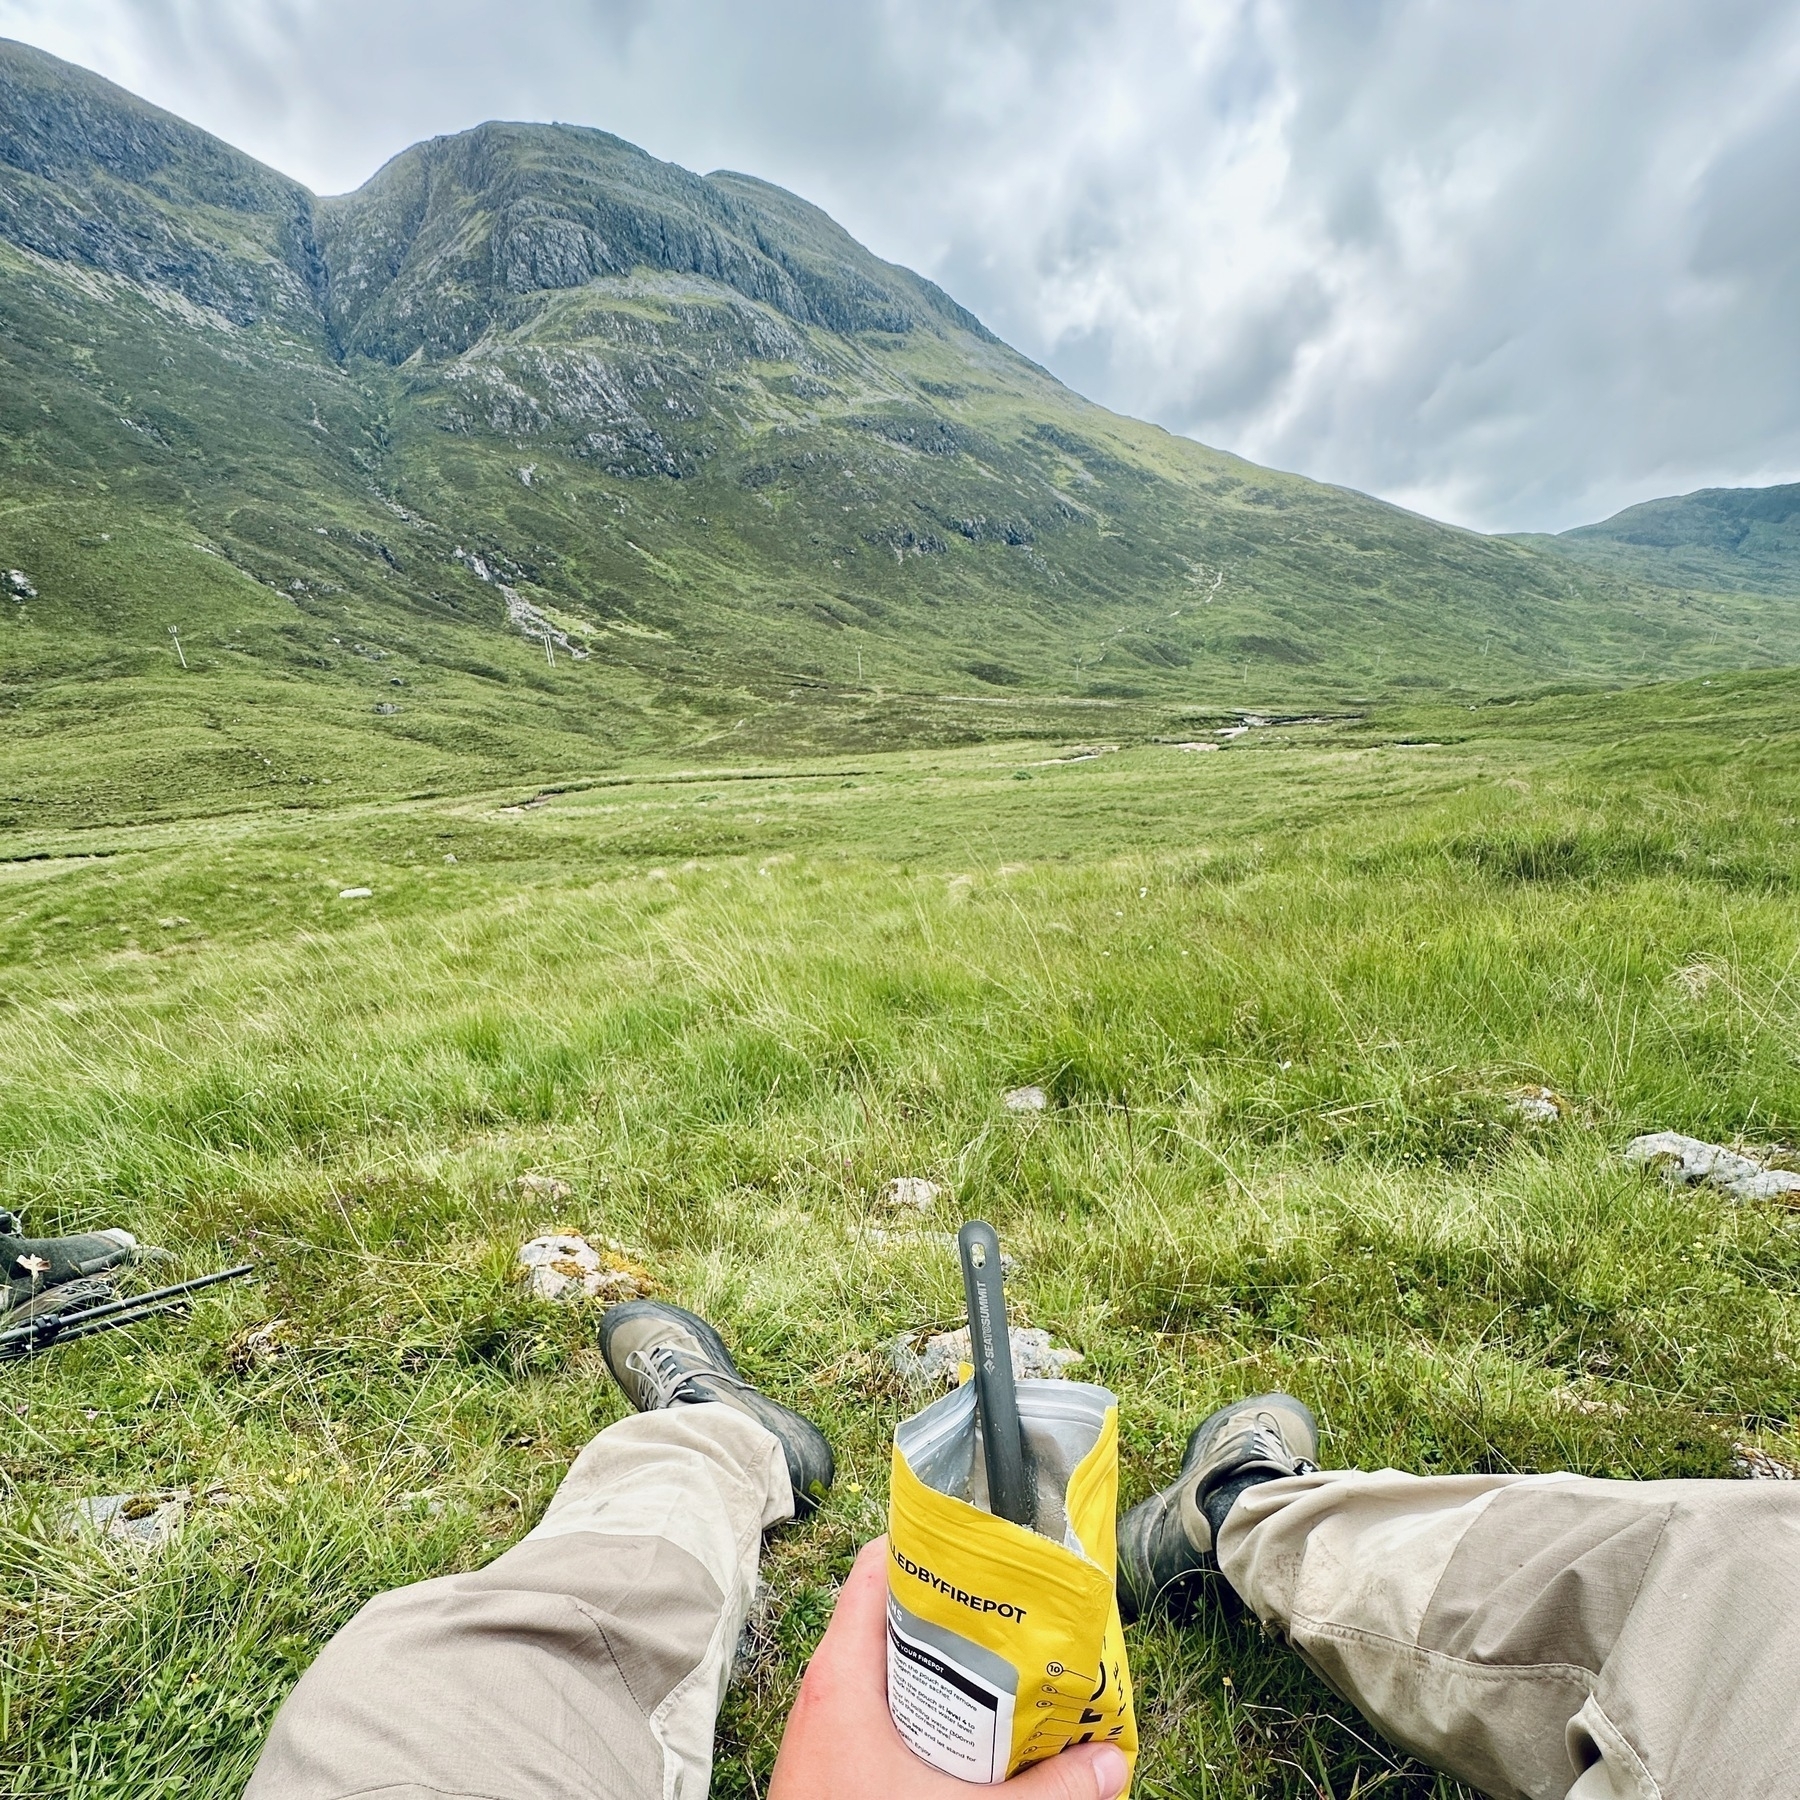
(1122, 1396, 1800, 1800)
(1219, 1467, 1800, 1800)
(246, 1303, 831, 1800)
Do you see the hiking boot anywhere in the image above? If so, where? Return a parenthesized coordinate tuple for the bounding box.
(2, 1276, 117, 1331)
(1117, 1392, 1318, 1623)
(599, 1300, 835, 1513)
(0, 1223, 140, 1319)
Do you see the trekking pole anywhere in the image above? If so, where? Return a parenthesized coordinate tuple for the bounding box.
(957, 1221, 1034, 1527)
(0, 1264, 256, 1358)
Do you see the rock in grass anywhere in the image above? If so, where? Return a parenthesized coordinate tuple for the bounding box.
(879, 1176, 943, 1212)
(515, 1173, 574, 1202)
(517, 1232, 654, 1303)
(1509, 1086, 1569, 1123)
(337, 886, 373, 900)
(1625, 1132, 1800, 1202)
(1725, 1168, 1800, 1202)
(1733, 1445, 1800, 1480)
(7, 569, 35, 598)
(887, 1325, 1081, 1389)
(226, 1318, 291, 1375)
(68, 1490, 187, 1547)
(1003, 1085, 1048, 1113)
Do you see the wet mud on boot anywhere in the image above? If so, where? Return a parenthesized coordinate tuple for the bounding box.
(600, 1300, 835, 1513)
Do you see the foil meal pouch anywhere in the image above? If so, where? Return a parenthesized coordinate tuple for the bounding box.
(885, 1376, 1137, 1788)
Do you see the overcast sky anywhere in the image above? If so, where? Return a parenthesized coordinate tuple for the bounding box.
(5, 0, 1800, 533)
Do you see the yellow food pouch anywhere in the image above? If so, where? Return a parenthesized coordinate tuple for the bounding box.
(886, 1377, 1137, 1787)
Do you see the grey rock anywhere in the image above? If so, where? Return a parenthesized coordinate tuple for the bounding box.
(516, 1231, 653, 1304)
(1733, 1445, 1799, 1480)
(1509, 1086, 1568, 1123)
(0, 41, 327, 329)
(69, 1489, 188, 1547)
(315, 124, 980, 365)
(0, 37, 982, 381)
(886, 1325, 1082, 1389)
(1003, 1085, 1048, 1113)
(1624, 1131, 1800, 1202)
(1735, 1170, 1800, 1201)
(878, 1176, 943, 1212)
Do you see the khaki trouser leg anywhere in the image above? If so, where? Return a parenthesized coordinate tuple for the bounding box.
(1217, 1468, 1800, 1800)
(245, 1403, 793, 1800)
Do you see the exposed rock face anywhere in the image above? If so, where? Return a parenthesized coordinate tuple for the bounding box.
(4, 31, 1773, 765)
(0, 38, 326, 329)
(314, 124, 988, 363)
(0, 41, 984, 364)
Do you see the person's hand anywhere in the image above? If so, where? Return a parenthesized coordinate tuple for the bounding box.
(770, 1537, 1130, 1800)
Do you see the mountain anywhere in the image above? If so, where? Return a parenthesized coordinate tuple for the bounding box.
(4, 37, 1798, 827)
(1527, 483, 1800, 598)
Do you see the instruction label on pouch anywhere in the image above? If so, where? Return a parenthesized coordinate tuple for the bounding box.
(886, 1598, 1017, 1783)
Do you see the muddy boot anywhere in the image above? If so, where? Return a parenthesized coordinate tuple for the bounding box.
(1117, 1392, 1318, 1623)
(0, 1217, 141, 1320)
(600, 1300, 835, 1513)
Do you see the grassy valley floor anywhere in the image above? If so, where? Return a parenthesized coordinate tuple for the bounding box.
(4, 671, 1800, 1796)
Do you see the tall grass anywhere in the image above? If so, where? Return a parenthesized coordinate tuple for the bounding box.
(3, 698, 1799, 1796)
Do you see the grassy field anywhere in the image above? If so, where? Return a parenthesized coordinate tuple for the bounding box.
(4, 670, 1800, 1797)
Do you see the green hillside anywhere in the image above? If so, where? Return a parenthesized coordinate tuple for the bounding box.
(1527, 481, 1800, 597)
(4, 36, 1799, 828)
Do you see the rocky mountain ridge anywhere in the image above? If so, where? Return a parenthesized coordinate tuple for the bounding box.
(0, 39, 980, 357)
(0, 39, 325, 328)
(5, 36, 1799, 827)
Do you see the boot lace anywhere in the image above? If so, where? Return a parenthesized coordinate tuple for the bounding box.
(1229, 1415, 1318, 1478)
(624, 1342, 752, 1409)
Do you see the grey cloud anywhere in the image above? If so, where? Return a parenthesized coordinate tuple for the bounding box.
(1157, 276, 1334, 433)
(3, 0, 1800, 529)
(1693, 93, 1800, 333)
